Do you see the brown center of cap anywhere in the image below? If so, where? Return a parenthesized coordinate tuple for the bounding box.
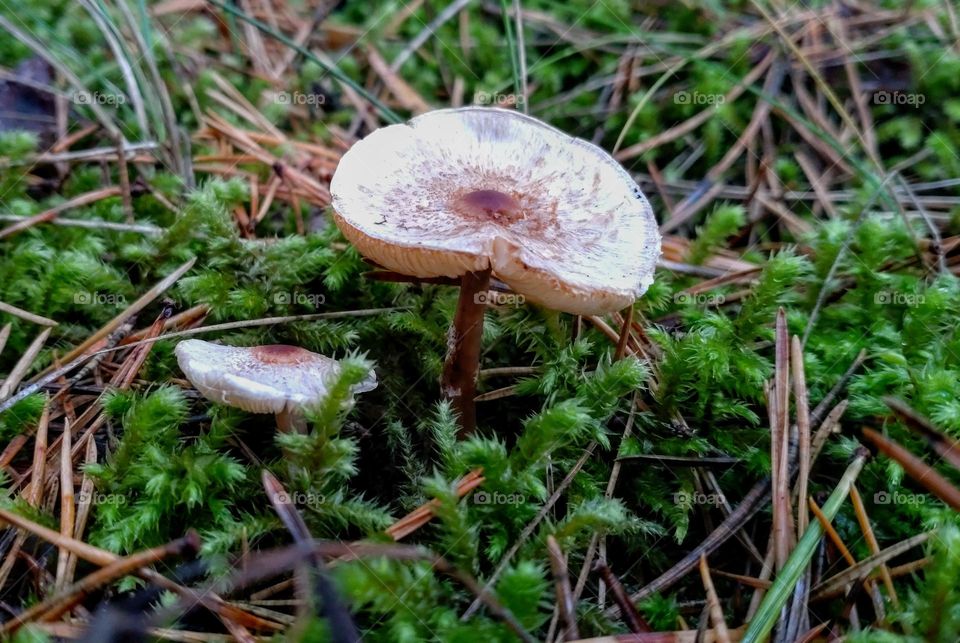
(454, 189, 524, 224)
(252, 344, 311, 365)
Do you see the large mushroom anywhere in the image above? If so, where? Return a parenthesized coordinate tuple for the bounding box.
(330, 107, 660, 434)
(175, 339, 376, 433)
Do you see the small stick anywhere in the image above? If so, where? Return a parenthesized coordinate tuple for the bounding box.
(846, 485, 892, 619)
(699, 555, 731, 643)
(473, 385, 518, 403)
(95, 307, 404, 357)
(120, 304, 210, 344)
(897, 175, 947, 274)
(477, 366, 538, 379)
(547, 535, 578, 640)
(441, 268, 491, 436)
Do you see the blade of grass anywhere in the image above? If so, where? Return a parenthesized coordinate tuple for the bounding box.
(742, 447, 869, 643)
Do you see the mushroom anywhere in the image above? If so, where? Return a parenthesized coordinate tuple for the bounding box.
(330, 107, 660, 434)
(174, 339, 376, 433)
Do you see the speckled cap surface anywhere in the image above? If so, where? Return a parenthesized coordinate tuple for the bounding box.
(330, 107, 661, 315)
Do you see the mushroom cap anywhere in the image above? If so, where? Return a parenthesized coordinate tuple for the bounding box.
(330, 107, 661, 315)
(174, 339, 376, 414)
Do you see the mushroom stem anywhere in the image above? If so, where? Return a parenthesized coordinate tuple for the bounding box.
(441, 268, 492, 436)
(276, 408, 307, 435)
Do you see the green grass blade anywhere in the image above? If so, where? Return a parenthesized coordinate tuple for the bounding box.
(742, 448, 869, 643)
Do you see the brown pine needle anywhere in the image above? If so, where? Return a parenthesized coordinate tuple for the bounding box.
(0, 507, 279, 633)
(29, 399, 50, 505)
(699, 555, 731, 643)
(772, 308, 794, 570)
(64, 437, 98, 585)
(812, 531, 935, 601)
(595, 559, 650, 633)
(35, 256, 197, 379)
(711, 569, 772, 590)
(547, 535, 579, 641)
(55, 418, 75, 592)
(1, 532, 201, 635)
(0, 327, 53, 400)
(791, 336, 812, 534)
(862, 428, 960, 510)
(809, 400, 848, 465)
(808, 497, 856, 567)
(0, 323, 10, 357)
(386, 468, 484, 540)
(0, 301, 57, 327)
(0, 186, 123, 240)
(885, 397, 960, 471)
(849, 484, 898, 607)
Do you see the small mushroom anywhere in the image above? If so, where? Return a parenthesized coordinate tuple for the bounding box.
(331, 107, 660, 434)
(174, 339, 375, 433)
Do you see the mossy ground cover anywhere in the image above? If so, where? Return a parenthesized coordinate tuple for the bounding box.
(0, 1, 959, 641)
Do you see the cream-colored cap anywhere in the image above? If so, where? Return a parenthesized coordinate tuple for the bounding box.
(330, 107, 660, 315)
(175, 339, 376, 413)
